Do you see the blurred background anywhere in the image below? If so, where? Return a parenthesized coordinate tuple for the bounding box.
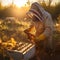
(0, 0, 60, 60)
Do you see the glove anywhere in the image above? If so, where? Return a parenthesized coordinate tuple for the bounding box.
(36, 34, 46, 41)
(24, 29, 35, 42)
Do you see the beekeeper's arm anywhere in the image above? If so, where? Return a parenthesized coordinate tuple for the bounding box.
(24, 24, 36, 41)
(36, 13, 54, 41)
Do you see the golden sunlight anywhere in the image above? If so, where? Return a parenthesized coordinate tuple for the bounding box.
(14, 0, 27, 7)
(1, 0, 27, 7)
(1, 0, 12, 6)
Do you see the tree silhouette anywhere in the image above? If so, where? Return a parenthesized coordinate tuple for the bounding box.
(0, 0, 2, 10)
(48, 0, 52, 7)
(27, 0, 30, 5)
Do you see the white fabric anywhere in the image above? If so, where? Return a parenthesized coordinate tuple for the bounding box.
(27, 2, 54, 49)
(32, 2, 54, 49)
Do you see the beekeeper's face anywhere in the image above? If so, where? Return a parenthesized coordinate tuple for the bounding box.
(26, 12, 40, 23)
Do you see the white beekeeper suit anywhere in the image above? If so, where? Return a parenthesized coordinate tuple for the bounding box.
(25, 2, 54, 49)
(37, 3, 54, 49)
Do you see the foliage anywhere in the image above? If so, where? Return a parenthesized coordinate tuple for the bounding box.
(0, 18, 29, 42)
(0, 18, 30, 60)
(41, 2, 60, 21)
(0, 2, 60, 21)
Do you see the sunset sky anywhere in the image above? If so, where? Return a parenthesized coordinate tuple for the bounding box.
(0, 0, 60, 7)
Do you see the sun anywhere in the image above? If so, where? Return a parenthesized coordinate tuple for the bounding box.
(1, 0, 27, 7)
(14, 0, 27, 7)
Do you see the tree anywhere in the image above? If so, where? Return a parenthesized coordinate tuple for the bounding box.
(41, 0, 46, 7)
(48, 0, 53, 7)
(27, 0, 30, 5)
(39, 0, 53, 7)
(0, 0, 2, 10)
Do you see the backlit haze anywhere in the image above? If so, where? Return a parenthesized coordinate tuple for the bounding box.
(1, 0, 60, 7)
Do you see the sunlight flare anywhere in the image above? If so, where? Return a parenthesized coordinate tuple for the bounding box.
(1, 0, 27, 7)
(14, 0, 27, 7)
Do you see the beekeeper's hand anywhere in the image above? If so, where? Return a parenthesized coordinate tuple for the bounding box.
(35, 34, 46, 41)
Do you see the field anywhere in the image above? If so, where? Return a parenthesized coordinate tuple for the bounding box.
(0, 17, 60, 60)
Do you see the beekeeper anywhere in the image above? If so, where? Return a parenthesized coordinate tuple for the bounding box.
(24, 2, 54, 57)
